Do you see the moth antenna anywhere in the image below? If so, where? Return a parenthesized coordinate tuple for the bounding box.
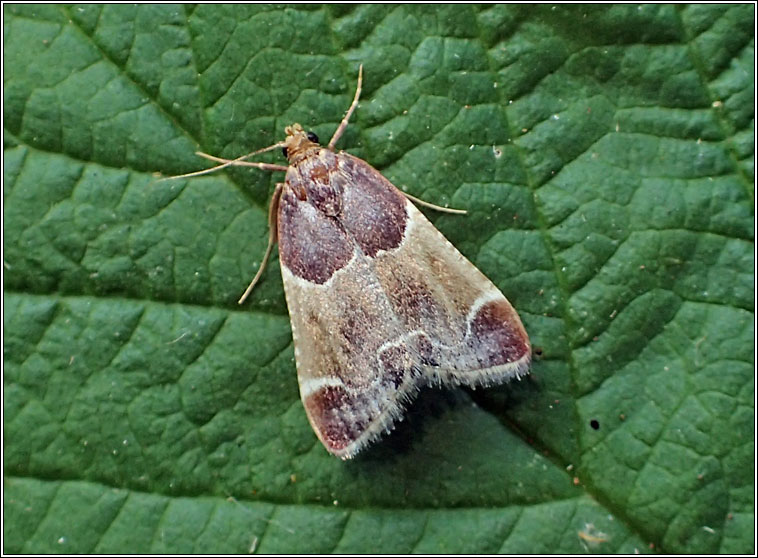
(328, 64, 363, 150)
(402, 191, 468, 215)
(196, 151, 289, 173)
(156, 143, 289, 182)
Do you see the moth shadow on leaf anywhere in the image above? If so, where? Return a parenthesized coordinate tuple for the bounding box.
(468, 371, 544, 422)
(343, 382, 534, 465)
(343, 387, 460, 464)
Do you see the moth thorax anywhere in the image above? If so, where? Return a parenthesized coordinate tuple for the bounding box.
(284, 123, 319, 163)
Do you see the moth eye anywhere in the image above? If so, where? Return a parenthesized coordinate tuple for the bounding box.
(306, 131, 319, 144)
(281, 146, 288, 158)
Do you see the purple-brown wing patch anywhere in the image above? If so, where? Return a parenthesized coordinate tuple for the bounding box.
(277, 187, 353, 284)
(336, 154, 407, 257)
(303, 385, 365, 453)
(467, 299, 530, 368)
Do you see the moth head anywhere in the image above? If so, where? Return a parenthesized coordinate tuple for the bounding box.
(282, 123, 320, 162)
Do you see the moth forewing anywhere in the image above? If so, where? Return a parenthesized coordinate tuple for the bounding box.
(376, 199, 531, 388)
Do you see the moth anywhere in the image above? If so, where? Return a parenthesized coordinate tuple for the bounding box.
(174, 66, 531, 459)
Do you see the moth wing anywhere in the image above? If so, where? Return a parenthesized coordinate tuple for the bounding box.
(371, 199, 531, 387)
(280, 248, 425, 459)
(277, 182, 427, 459)
(336, 153, 531, 388)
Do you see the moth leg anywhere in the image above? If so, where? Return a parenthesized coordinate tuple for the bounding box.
(402, 191, 467, 215)
(238, 183, 284, 304)
(327, 64, 363, 150)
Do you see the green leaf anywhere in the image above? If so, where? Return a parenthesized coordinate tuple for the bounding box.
(4, 4, 753, 554)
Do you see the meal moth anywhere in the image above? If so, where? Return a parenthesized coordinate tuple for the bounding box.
(175, 66, 531, 459)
